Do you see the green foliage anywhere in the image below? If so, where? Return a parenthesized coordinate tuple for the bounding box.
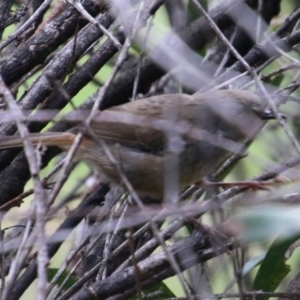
(252, 236, 294, 299)
(236, 205, 300, 298)
(47, 268, 77, 291)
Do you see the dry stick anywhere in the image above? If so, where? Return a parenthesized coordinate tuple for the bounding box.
(8, 182, 108, 300)
(55, 144, 300, 300)
(276, 69, 300, 95)
(276, 6, 300, 37)
(273, 42, 300, 64)
(52, 27, 146, 300)
(56, 261, 103, 300)
(48, 187, 116, 298)
(48, 250, 84, 299)
(1, 219, 36, 297)
(213, 144, 248, 180)
(67, 0, 122, 49)
(0, 224, 41, 295)
(132, 1, 152, 101)
(50, 202, 131, 300)
(74, 111, 250, 295)
(202, 153, 300, 214)
(45, 12, 128, 209)
(213, 28, 238, 78)
(0, 11, 114, 138)
(0, 0, 53, 51)
(59, 4, 193, 298)
(190, 0, 255, 75)
(127, 226, 143, 300)
(0, 0, 244, 206)
(56, 207, 146, 299)
(279, 80, 300, 94)
(191, 0, 300, 156)
(88, 3, 192, 298)
(230, 248, 244, 297)
(208, 71, 248, 92)
(0, 226, 4, 294)
(145, 71, 176, 97)
(255, 0, 263, 43)
(114, 148, 300, 275)
(31, 10, 300, 300)
(97, 200, 129, 280)
(215, 291, 300, 299)
(42, 15, 114, 208)
(76, 191, 125, 284)
(87, 0, 166, 117)
(261, 62, 300, 81)
(113, 216, 186, 274)
(46, 233, 91, 298)
(0, 5, 28, 31)
(239, 27, 300, 91)
(237, 51, 300, 99)
(45, 133, 82, 208)
(256, 74, 300, 154)
(11, 53, 56, 94)
(0, 76, 48, 300)
(106, 5, 192, 293)
(92, 199, 125, 281)
(46, 144, 300, 261)
(9, 0, 164, 293)
(48, 168, 92, 216)
(0, 182, 53, 211)
(57, 230, 217, 300)
(85, 206, 170, 279)
(93, 62, 194, 300)
(76, 233, 234, 300)
(99, 3, 190, 289)
(1, 1, 274, 298)
(204, 7, 300, 91)
(0, 158, 64, 211)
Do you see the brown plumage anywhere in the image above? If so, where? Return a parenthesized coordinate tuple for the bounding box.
(0, 89, 275, 199)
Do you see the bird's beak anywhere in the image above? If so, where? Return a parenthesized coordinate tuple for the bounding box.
(261, 109, 286, 120)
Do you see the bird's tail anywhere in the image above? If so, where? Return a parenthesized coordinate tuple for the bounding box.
(0, 132, 75, 150)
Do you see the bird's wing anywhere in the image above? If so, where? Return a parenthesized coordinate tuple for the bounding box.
(90, 121, 165, 153)
(89, 94, 193, 153)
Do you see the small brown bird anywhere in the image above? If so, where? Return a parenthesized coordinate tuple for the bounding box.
(0, 89, 276, 199)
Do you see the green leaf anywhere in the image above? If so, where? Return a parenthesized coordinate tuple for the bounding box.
(252, 235, 296, 300)
(269, 74, 285, 87)
(232, 205, 300, 299)
(47, 268, 77, 291)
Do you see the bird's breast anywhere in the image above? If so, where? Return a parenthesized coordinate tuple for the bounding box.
(178, 141, 227, 187)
